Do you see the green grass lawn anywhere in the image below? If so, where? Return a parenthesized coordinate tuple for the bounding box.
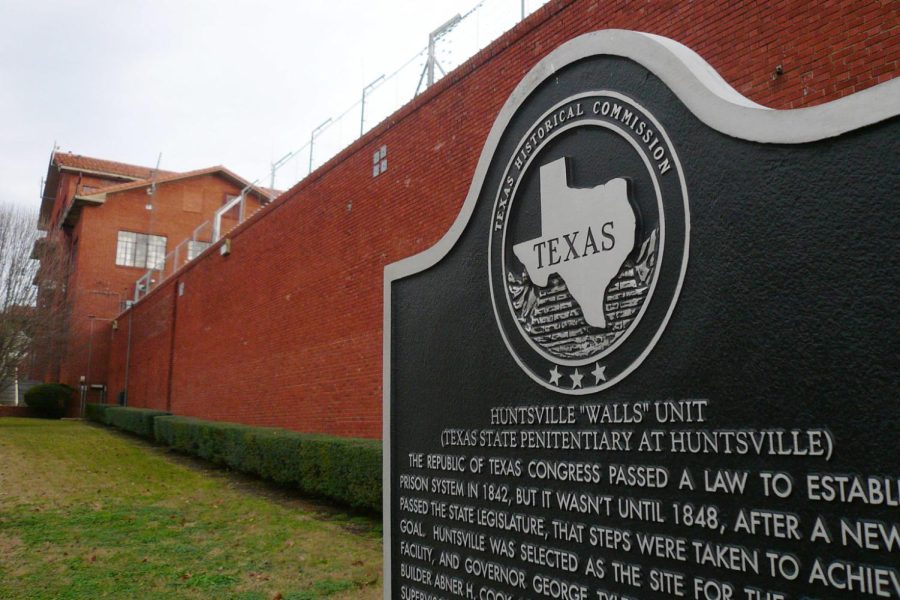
(0, 418, 382, 599)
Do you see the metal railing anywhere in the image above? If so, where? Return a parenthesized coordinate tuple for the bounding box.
(133, 220, 215, 302)
(132, 0, 549, 303)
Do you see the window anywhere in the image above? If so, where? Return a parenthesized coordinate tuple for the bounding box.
(116, 231, 167, 269)
(187, 240, 210, 260)
(372, 145, 387, 177)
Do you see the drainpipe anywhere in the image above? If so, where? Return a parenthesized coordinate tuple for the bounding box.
(85, 315, 114, 408)
(123, 309, 133, 406)
(86, 317, 95, 385)
(165, 281, 179, 413)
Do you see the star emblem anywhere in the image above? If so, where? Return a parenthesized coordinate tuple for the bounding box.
(549, 366, 562, 386)
(570, 368, 583, 389)
(592, 363, 607, 383)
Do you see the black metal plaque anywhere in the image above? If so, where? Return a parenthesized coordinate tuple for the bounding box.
(385, 31, 899, 600)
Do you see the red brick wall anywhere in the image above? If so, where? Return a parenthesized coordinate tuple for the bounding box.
(56, 175, 262, 392)
(106, 315, 128, 406)
(0, 406, 36, 418)
(114, 287, 175, 411)
(105, 0, 898, 437)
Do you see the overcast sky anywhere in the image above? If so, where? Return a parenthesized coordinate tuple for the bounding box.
(0, 0, 543, 210)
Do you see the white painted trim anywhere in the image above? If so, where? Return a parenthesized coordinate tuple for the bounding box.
(58, 165, 143, 181)
(626, 31, 900, 143)
(382, 268, 393, 600)
(381, 29, 899, 597)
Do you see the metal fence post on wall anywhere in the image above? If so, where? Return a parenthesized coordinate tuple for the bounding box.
(308, 118, 332, 175)
(416, 14, 461, 94)
(270, 152, 291, 192)
(360, 75, 385, 136)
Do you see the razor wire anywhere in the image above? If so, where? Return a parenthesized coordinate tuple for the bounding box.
(132, 0, 549, 303)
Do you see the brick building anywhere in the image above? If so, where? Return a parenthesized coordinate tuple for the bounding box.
(43, 0, 895, 434)
(31, 151, 271, 408)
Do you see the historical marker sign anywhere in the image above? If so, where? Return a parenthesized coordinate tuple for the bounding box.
(385, 30, 899, 600)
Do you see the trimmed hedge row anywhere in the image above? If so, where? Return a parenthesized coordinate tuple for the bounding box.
(105, 407, 171, 438)
(85, 403, 113, 425)
(83, 405, 382, 513)
(154, 416, 382, 512)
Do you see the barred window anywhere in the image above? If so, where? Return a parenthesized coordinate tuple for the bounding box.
(116, 231, 167, 269)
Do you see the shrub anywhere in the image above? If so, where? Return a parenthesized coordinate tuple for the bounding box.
(85, 403, 114, 425)
(155, 416, 382, 512)
(105, 407, 170, 438)
(23, 384, 74, 419)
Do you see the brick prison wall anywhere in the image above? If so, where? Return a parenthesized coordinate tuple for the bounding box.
(106, 286, 175, 412)
(55, 174, 262, 403)
(105, 0, 898, 438)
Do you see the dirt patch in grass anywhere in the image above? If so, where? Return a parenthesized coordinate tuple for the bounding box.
(0, 533, 23, 552)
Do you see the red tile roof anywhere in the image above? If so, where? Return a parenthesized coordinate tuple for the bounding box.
(53, 152, 177, 180)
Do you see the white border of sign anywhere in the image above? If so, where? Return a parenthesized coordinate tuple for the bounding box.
(382, 29, 900, 598)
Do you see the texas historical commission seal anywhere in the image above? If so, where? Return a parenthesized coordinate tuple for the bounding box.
(488, 91, 689, 394)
